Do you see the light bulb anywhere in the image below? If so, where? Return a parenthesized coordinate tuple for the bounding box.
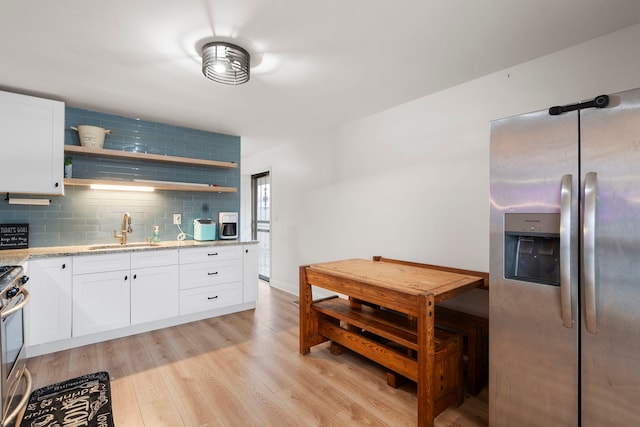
(213, 61, 227, 73)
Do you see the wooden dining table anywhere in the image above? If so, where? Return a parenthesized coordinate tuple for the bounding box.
(299, 258, 484, 427)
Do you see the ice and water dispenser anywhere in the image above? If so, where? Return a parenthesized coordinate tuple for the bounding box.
(504, 213, 561, 286)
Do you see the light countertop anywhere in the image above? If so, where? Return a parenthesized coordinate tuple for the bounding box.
(0, 239, 257, 266)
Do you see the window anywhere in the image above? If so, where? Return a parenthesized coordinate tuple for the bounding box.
(251, 172, 270, 281)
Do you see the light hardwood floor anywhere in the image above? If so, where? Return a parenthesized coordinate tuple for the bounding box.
(26, 282, 488, 426)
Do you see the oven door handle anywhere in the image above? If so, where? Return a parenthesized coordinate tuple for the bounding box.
(0, 287, 30, 319)
(2, 367, 32, 426)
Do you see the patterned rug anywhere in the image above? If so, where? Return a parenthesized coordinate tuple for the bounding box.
(20, 371, 113, 427)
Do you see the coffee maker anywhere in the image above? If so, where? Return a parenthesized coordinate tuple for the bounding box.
(218, 212, 238, 240)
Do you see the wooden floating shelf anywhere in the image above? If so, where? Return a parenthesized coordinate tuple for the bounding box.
(64, 178, 237, 193)
(64, 145, 237, 169)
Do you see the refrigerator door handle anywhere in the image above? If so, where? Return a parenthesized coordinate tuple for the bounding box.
(584, 171, 598, 333)
(560, 174, 573, 328)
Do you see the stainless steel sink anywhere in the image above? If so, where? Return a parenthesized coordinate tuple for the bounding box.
(87, 242, 160, 250)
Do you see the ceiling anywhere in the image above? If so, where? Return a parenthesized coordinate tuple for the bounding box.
(2, 1, 640, 157)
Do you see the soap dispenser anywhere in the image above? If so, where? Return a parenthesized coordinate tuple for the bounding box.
(152, 226, 160, 243)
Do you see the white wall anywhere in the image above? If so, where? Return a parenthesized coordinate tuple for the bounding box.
(242, 23, 640, 313)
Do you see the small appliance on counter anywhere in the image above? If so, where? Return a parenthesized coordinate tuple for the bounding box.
(193, 219, 216, 241)
(218, 212, 238, 240)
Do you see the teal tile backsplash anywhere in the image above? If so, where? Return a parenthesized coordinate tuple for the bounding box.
(0, 107, 240, 247)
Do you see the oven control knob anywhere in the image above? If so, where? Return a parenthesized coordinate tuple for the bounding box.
(6, 286, 19, 299)
(20, 275, 29, 285)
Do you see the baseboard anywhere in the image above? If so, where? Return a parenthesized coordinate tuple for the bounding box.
(26, 301, 257, 358)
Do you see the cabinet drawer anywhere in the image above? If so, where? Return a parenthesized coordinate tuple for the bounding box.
(73, 253, 130, 275)
(179, 259, 242, 290)
(178, 245, 242, 264)
(179, 283, 242, 315)
(131, 249, 179, 269)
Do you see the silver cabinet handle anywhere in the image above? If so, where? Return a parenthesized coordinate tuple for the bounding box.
(560, 174, 573, 328)
(584, 172, 598, 333)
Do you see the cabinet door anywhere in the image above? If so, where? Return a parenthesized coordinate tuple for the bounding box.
(27, 257, 72, 346)
(72, 270, 130, 337)
(243, 244, 259, 303)
(0, 90, 64, 195)
(131, 265, 179, 325)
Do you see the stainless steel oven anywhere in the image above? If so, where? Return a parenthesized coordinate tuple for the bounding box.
(0, 265, 31, 427)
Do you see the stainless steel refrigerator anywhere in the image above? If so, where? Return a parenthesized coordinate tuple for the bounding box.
(489, 87, 640, 426)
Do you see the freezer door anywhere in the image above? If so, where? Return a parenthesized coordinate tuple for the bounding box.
(490, 109, 579, 426)
(580, 88, 640, 426)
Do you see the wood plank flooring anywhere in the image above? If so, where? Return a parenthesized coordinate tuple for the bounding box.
(26, 282, 488, 426)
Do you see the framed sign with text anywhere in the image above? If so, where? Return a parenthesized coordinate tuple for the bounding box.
(0, 223, 29, 249)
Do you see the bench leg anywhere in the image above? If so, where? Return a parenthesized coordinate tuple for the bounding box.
(467, 330, 479, 395)
(386, 371, 407, 388)
(329, 341, 348, 355)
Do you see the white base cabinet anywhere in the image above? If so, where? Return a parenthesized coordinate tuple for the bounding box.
(178, 245, 243, 315)
(243, 244, 259, 303)
(25, 243, 258, 357)
(72, 270, 130, 336)
(27, 257, 73, 346)
(131, 250, 179, 324)
(72, 254, 130, 337)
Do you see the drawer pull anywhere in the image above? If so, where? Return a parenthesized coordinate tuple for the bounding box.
(207, 272, 218, 276)
(207, 296, 219, 300)
(208, 252, 219, 256)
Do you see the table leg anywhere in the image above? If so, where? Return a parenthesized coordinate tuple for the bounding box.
(417, 293, 436, 427)
(299, 265, 311, 354)
(299, 265, 319, 355)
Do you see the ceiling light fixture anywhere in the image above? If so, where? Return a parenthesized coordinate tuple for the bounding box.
(202, 41, 250, 85)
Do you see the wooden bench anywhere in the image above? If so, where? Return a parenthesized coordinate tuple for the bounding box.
(373, 256, 489, 395)
(434, 306, 488, 395)
(313, 297, 464, 417)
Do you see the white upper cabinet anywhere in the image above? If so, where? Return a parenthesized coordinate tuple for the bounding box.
(0, 90, 65, 195)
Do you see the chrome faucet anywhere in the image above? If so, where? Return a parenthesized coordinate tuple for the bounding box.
(113, 212, 133, 244)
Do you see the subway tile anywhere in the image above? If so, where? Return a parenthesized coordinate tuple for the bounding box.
(0, 107, 240, 247)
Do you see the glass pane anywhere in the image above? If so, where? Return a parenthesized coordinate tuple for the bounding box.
(252, 173, 270, 280)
